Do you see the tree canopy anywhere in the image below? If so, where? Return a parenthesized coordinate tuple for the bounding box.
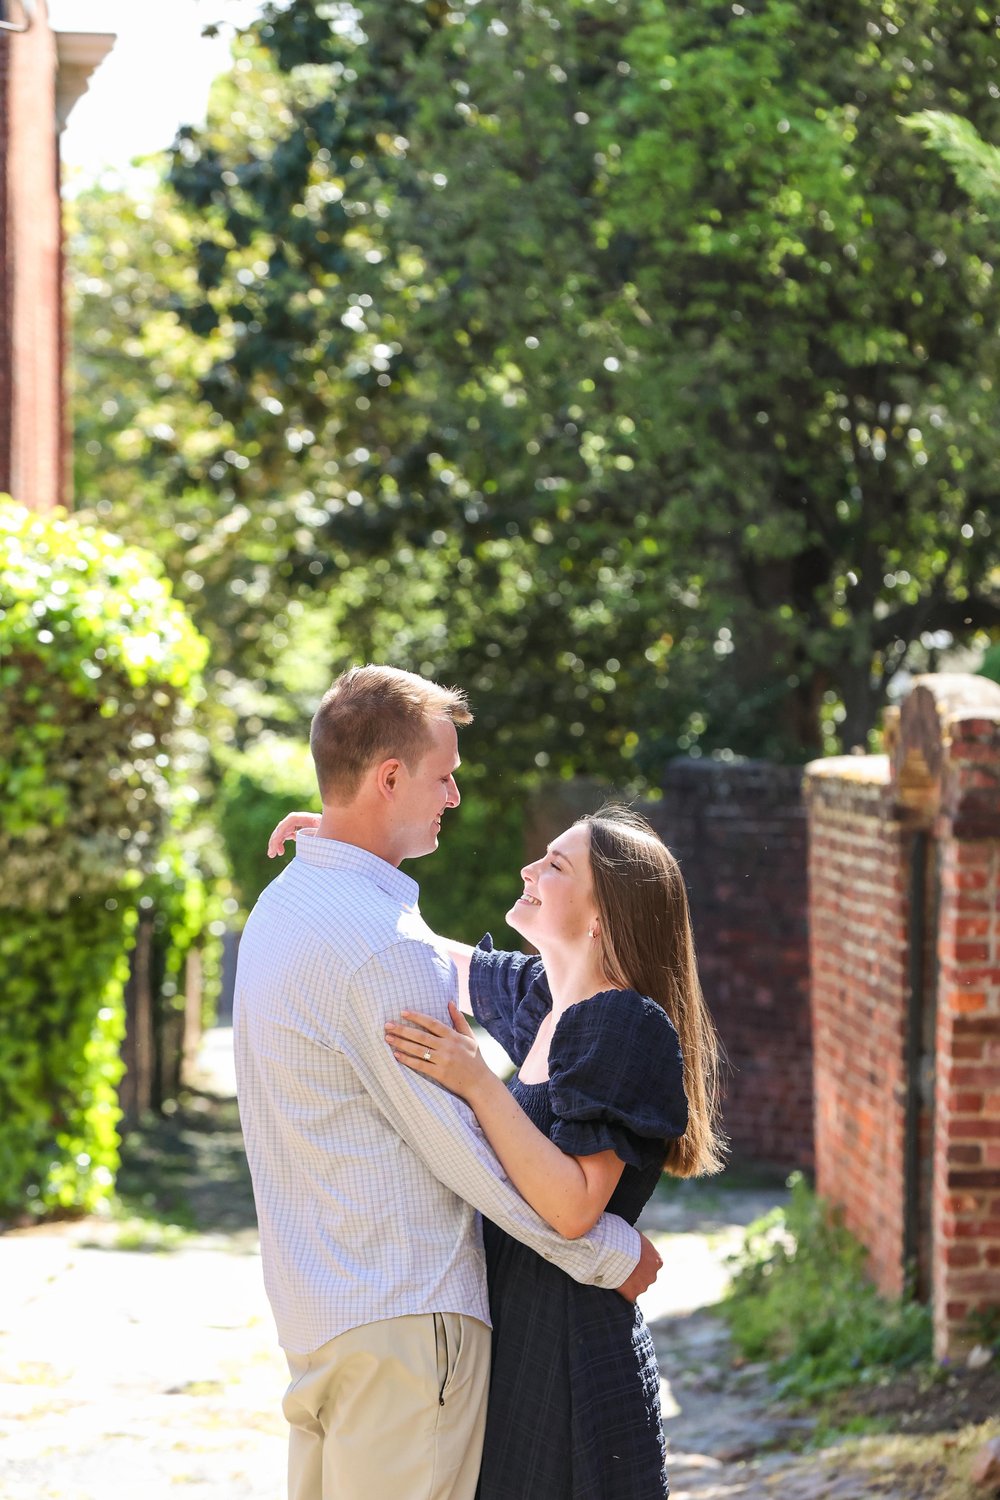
(71, 0, 1000, 778)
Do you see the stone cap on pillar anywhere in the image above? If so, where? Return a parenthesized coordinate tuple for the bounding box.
(54, 29, 115, 132)
(893, 672, 1000, 835)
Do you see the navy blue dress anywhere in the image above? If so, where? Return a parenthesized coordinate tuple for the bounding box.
(470, 939, 689, 1500)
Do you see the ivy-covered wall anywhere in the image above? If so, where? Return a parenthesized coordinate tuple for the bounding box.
(0, 502, 208, 1218)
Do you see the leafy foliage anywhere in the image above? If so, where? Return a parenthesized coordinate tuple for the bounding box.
(0, 503, 207, 905)
(723, 1173, 932, 1401)
(0, 502, 208, 1216)
(142, 826, 231, 1101)
(216, 735, 315, 913)
(70, 0, 1000, 785)
(905, 109, 1000, 211)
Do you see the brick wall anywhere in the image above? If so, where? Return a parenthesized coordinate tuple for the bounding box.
(0, 0, 65, 510)
(807, 675, 1000, 1357)
(805, 759, 916, 1298)
(527, 762, 813, 1171)
(648, 762, 812, 1171)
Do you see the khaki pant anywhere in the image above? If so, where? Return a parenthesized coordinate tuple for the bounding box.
(283, 1313, 490, 1500)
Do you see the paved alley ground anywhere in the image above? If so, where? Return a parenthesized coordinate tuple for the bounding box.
(0, 1029, 991, 1499)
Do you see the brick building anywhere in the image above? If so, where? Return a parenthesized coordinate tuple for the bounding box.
(0, 0, 112, 511)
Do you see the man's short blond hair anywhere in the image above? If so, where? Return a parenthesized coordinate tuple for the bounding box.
(310, 665, 472, 802)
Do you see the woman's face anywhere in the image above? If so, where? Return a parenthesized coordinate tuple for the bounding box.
(506, 822, 598, 948)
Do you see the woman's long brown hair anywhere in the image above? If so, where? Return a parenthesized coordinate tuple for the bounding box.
(581, 806, 727, 1179)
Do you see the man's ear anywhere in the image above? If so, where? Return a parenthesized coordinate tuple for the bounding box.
(375, 758, 403, 801)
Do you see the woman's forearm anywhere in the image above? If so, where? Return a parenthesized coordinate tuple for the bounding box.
(466, 1072, 623, 1238)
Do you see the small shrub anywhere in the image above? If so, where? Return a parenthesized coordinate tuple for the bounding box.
(722, 1172, 932, 1401)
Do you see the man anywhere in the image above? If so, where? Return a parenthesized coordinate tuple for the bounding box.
(234, 665, 661, 1500)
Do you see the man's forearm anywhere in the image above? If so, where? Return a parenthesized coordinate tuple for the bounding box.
(348, 1015, 638, 1285)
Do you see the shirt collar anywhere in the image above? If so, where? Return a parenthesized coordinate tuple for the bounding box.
(294, 833, 420, 910)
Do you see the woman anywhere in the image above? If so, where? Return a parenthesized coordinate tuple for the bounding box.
(271, 804, 725, 1499)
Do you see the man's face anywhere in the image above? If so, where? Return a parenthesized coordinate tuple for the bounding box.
(391, 717, 461, 861)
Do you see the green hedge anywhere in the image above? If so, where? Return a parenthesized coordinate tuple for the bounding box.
(0, 501, 207, 1217)
(216, 735, 316, 916)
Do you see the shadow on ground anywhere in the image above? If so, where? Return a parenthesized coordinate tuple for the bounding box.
(114, 1087, 257, 1239)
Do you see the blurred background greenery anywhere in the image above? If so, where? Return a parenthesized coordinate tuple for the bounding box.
(67, 0, 1000, 798)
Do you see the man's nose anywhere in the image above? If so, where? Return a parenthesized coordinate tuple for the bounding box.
(446, 777, 460, 808)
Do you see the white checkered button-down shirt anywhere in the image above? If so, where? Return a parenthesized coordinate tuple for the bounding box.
(234, 835, 640, 1354)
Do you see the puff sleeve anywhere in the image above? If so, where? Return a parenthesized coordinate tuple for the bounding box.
(547, 991, 688, 1169)
(468, 934, 552, 1068)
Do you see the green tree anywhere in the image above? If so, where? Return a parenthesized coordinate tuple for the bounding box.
(67, 178, 307, 722)
(73, 0, 1000, 776)
(603, 0, 1000, 750)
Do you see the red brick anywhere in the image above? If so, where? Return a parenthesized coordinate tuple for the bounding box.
(954, 942, 992, 962)
(949, 1120, 1000, 1141)
(948, 1144, 984, 1165)
(954, 1018, 1000, 1037)
(951, 1068, 1000, 1090)
(951, 991, 988, 1014)
(956, 917, 992, 939)
(953, 1218, 1000, 1238)
(950, 1271, 1000, 1295)
(944, 1245, 983, 1267)
(942, 967, 1000, 989)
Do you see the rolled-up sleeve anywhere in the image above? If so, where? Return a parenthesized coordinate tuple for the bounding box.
(342, 941, 639, 1290)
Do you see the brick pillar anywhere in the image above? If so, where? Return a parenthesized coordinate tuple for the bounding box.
(905, 679, 1000, 1358)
